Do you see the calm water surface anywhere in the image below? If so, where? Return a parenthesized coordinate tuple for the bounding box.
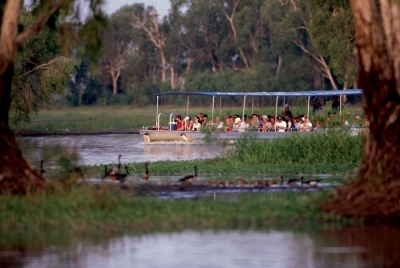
(1, 227, 399, 268)
(12, 134, 398, 267)
(17, 134, 229, 168)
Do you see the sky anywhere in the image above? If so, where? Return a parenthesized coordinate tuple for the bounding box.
(103, 0, 171, 17)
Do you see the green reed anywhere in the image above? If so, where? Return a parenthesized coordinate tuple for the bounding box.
(232, 131, 363, 165)
(12, 104, 364, 132)
(0, 185, 347, 232)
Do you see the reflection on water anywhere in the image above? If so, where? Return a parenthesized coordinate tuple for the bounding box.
(1, 227, 400, 268)
(16, 134, 230, 168)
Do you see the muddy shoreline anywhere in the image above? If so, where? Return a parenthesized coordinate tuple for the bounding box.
(14, 130, 140, 137)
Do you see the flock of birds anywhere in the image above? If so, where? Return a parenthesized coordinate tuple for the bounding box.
(39, 155, 322, 188)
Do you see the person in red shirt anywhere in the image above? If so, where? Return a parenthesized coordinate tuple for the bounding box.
(176, 115, 184, 131)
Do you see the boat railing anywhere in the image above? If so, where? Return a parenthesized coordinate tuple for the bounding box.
(155, 112, 187, 131)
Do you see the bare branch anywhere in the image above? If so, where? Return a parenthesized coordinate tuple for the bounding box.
(276, 0, 299, 12)
(222, 0, 239, 38)
(19, 56, 71, 77)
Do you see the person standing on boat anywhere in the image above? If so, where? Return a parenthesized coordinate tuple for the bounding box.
(176, 115, 184, 131)
(312, 98, 323, 113)
(276, 115, 287, 132)
(282, 104, 293, 118)
(192, 116, 202, 131)
(331, 96, 341, 113)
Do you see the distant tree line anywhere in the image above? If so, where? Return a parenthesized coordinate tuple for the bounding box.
(11, 0, 356, 122)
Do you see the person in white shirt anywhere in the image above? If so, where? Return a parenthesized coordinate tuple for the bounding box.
(233, 117, 242, 132)
(275, 115, 287, 132)
(303, 116, 313, 132)
(192, 116, 202, 131)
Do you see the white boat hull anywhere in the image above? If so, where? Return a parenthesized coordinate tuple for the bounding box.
(139, 130, 309, 143)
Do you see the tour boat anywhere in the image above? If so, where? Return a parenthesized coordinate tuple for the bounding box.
(139, 89, 363, 143)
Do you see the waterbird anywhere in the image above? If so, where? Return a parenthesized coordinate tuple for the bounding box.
(40, 160, 46, 175)
(142, 162, 150, 181)
(73, 166, 86, 183)
(301, 176, 321, 187)
(236, 178, 248, 186)
(102, 154, 122, 180)
(114, 166, 130, 184)
(265, 178, 278, 186)
(179, 165, 197, 186)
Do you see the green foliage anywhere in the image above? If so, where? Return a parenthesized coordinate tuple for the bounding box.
(0, 185, 339, 232)
(233, 132, 363, 166)
(304, 0, 357, 87)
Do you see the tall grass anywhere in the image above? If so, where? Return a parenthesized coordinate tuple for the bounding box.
(12, 104, 364, 132)
(233, 131, 363, 165)
(0, 185, 344, 232)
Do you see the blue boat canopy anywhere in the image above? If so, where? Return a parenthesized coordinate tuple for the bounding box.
(156, 89, 362, 97)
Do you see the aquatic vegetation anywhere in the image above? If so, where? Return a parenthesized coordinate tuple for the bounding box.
(0, 185, 348, 232)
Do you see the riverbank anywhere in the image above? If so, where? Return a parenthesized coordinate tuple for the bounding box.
(15, 130, 139, 137)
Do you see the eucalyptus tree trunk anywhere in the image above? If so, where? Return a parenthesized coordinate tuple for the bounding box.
(322, 0, 400, 221)
(0, 50, 45, 194)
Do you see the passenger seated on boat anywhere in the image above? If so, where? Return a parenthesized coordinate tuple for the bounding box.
(184, 116, 193, 131)
(314, 121, 323, 133)
(259, 115, 270, 132)
(242, 115, 249, 131)
(225, 115, 233, 132)
(233, 117, 241, 132)
(192, 116, 202, 131)
(276, 115, 287, 132)
(303, 116, 313, 132)
(213, 116, 224, 130)
(176, 115, 184, 131)
(197, 113, 204, 124)
(284, 114, 295, 132)
(294, 116, 303, 132)
(250, 114, 260, 130)
(268, 116, 276, 132)
(202, 114, 208, 125)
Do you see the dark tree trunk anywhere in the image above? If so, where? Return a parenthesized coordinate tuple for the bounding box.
(322, 0, 400, 222)
(0, 63, 45, 194)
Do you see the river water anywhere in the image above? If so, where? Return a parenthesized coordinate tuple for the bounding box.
(1, 227, 399, 268)
(17, 134, 229, 168)
(10, 134, 399, 267)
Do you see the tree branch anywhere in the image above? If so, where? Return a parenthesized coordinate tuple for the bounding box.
(15, 0, 66, 46)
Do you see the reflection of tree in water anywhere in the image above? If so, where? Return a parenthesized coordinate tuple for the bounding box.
(0, 230, 125, 268)
(313, 226, 400, 266)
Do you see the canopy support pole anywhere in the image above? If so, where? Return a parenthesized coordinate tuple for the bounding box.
(219, 96, 222, 117)
(307, 96, 311, 120)
(185, 95, 189, 118)
(156, 95, 159, 130)
(212, 96, 215, 122)
(243, 96, 247, 120)
(275, 96, 278, 132)
(340, 95, 342, 115)
(251, 97, 254, 114)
